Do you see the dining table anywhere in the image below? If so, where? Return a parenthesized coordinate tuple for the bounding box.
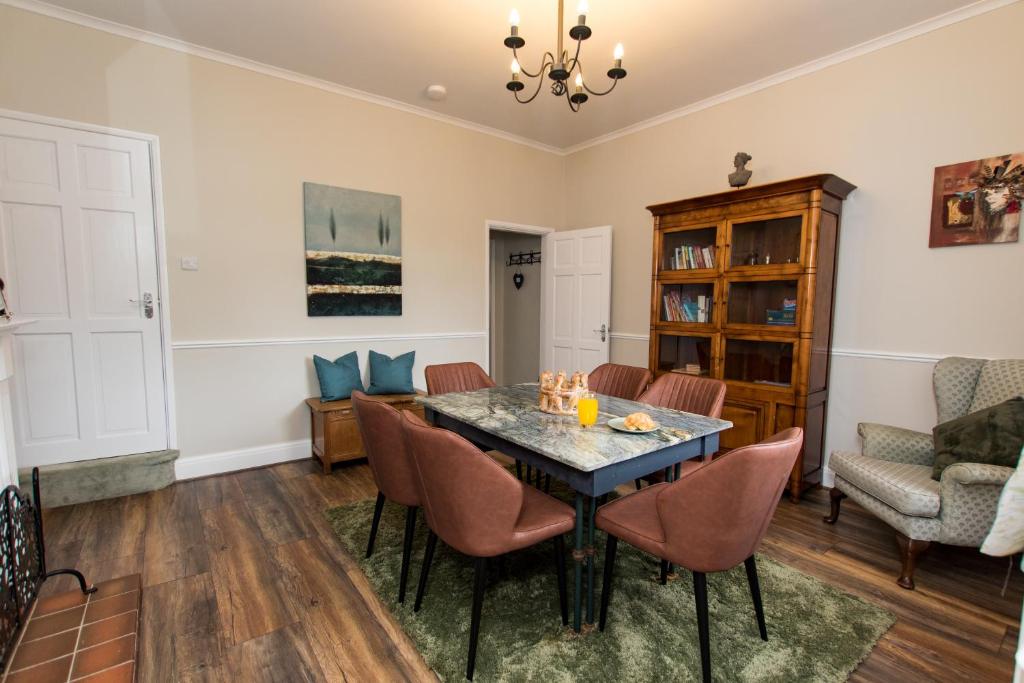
(417, 383, 733, 632)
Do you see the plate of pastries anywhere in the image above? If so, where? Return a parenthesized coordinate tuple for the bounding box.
(607, 412, 659, 434)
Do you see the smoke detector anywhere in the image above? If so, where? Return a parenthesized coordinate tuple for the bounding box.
(425, 84, 447, 101)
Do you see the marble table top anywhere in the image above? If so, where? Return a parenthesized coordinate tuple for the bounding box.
(418, 383, 732, 473)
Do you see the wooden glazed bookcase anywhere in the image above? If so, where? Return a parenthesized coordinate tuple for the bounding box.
(646, 175, 855, 501)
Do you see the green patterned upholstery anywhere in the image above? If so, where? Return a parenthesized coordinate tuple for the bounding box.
(832, 356, 1024, 547)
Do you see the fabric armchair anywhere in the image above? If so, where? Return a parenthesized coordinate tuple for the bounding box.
(827, 357, 1024, 589)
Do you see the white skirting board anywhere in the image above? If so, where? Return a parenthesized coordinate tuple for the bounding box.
(175, 439, 310, 480)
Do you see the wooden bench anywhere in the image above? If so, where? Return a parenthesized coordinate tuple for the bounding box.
(306, 392, 425, 474)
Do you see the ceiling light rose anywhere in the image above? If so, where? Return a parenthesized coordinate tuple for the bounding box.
(503, 0, 627, 112)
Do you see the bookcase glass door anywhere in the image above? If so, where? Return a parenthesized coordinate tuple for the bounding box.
(723, 338, 794, 386)
(729, 215, 803, 267)
(661, 226, 717, 273)
(656, 333, 714, 376)
(726, 279, 798, 327)
(659, 282, 715, 324)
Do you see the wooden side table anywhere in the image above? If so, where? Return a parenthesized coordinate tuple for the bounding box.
(305, 392, 425, 474)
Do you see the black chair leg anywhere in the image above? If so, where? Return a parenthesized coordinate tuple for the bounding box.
(515, 460, 523, 480)
(398, 506, 417, 604)
(598, 494, 608, 507)
(554, 535, 568, 626)
(745, 555, 768, 641)
(544, 473, 551, 493)
(660, 559, 668, 585)
(526, 465, 533, 486)
(366, 491, 385, 558)
(414, 530, 438, 612)
(467, 557, 487, 681)
(693, 571, 711, 683)
(634, 479, 642, 490)
(599, 534, 618, 631)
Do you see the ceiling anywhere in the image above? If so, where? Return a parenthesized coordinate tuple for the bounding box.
(31, 0, 985, 150)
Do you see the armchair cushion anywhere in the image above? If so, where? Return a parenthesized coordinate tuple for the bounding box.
(932, 397, 1024, 480)
(829, 451, 940, 517)
(980, 450, 1024, 557)
(968, 360, 1024, 414)
(857, 423, 934, 465)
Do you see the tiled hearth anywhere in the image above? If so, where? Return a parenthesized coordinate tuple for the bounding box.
(2, 575, 141, 682)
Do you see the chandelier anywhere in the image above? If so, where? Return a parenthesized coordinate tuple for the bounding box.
(504, 0, 627, 112)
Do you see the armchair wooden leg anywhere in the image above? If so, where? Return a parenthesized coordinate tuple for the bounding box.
(895, 533, 930, 590)
(823, 487, 846, 524)
(366, 491, 386, 558)
(414, 530, 438, 612)
(693, 571, 712, 683)
(467, 557, 487, 681)
(599, 535, 618, 631)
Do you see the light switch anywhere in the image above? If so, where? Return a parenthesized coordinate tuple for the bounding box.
(180, 256, 200, 271)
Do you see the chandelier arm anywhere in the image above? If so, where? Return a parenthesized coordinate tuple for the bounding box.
(513, 47, 555, 79)
(583, 76, 619, 97)
(564, 87, 580, 113)
(514, 67, 550, 104)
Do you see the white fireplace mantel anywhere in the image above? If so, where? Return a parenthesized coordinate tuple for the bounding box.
(0, 319, 32, 487)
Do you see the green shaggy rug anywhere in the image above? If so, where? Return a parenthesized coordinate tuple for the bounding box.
(326, 493, 893, 682)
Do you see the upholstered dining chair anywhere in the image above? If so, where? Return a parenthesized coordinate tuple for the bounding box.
(424, 361, 496, 396)
(597, 428, 804, 683)
(401, 411, 575, 681)
(635, 372, 727, 485)
(588, 363, 653, 401)
(350, 391, 420, 604)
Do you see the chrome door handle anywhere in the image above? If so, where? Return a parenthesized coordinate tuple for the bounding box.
(593, 324, 607, 342)
(129, 292, 155, 319)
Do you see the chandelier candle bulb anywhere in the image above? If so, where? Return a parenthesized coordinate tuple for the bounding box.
(614, 42, 624, 61)
(509, 8, 520, 27)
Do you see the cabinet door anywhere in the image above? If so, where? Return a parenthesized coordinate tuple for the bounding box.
(724, 210, 806, 274)
(651, 331, 718, 378)
(327, 413, 364, 461)
(656, 222, 721, 278)
(723, 276, 803, 333)
(722, 336, 796, 388)
(720, 398, 766, 450)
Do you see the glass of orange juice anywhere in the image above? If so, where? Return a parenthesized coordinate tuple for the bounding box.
(578, 393, 598, 428)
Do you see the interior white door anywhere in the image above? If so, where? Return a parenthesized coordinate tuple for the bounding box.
(0, 116, 168, 466)
(541, 226, 612, 374)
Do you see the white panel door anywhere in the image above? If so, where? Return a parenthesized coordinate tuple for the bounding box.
(0, 116, 167, 465)
(541, 226, 612, 373)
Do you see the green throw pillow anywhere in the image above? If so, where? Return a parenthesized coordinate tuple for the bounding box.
(366, 349, 415, 395)
(313, 352, 364, 401)
(932, 396, 1024, 481)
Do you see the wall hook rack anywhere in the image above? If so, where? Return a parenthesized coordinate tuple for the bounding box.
(506, 250, 541, 267)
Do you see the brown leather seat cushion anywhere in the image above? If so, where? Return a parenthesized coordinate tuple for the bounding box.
(508, 485, 576, 552)
(595, 483, 667, 555)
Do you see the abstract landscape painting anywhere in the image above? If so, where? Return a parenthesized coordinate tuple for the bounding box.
(929, 153, 1022, 247)
(304, 182, 402, 316)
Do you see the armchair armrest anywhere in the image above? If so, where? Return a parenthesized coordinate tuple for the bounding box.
(857, 423, 934, 465)
(938, 462, 1014, 546)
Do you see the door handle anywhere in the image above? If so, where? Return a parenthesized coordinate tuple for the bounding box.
(129, 292, 155, 319)
(593, 324, 607, 342)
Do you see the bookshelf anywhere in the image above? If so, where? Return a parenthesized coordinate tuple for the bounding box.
(647, 175, 855, 501)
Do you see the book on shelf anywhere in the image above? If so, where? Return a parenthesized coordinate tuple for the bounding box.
(662, 290, 713, 323)
(670, 244, 715, 270)
(671, 363, 706, 376)
(766, 298, 797, 325)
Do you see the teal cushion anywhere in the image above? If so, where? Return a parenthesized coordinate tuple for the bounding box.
(932, 396, 1024, 480)
(313, 352, 364, 401)
(366, 349, 415, 395)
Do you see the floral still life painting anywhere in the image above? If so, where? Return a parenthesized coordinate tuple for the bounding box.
(929, 153, 1022, 247)
(304, 182, 402, 316)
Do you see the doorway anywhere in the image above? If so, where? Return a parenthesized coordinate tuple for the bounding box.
(486, 222, 551, 384)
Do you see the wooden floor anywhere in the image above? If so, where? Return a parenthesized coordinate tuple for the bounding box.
(37, 458, 1021, 682)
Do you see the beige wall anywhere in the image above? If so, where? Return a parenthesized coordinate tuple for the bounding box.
(0, 5, 565, 473)
(564, 2, 1024, 474)
(490, 231, 542, 385)
(2, 2, 1022, 479)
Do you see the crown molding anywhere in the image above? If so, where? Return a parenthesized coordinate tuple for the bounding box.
(2, 0, 1017, 156)
(560, 0, 1020, 155)
(0, 0, 562, 156)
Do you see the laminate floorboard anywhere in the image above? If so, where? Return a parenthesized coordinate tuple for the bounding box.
(38, 459, 1021, 682)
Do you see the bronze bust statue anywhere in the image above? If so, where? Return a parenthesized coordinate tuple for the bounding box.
(729, 152, 752, 188)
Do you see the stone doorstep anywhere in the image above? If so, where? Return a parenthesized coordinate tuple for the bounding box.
(2, 574, 142, 683)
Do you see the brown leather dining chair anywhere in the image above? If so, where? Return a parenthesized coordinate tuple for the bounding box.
(588, 363, 653, 401)
(597, 428, 804, 683)
(424, 361, 496, 396)
(351, 391, 421, 604)
(636, 372, 727, 482)
(401, 411, 575, 681)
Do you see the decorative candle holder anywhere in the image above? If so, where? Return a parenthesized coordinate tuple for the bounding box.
(538, 370, 589, 416)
